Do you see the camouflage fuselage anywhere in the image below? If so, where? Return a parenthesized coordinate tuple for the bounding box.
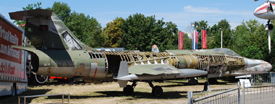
(28, 49, 247, 82)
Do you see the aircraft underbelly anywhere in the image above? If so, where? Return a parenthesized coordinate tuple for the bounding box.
(37, 67, 76, 78)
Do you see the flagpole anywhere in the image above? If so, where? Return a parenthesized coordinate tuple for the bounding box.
(193, 30, 195, 50)
(191, 22, 196, 50)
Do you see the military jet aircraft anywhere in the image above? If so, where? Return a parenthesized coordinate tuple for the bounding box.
(9, 9, 272, 97)
(254, 0, 275, 20)
(9, 9, 207, 96)
(254, 0, 275, 53)
(211, 48, 272, 76)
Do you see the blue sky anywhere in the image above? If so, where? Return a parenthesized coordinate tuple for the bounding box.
(0, 0, 267, 34)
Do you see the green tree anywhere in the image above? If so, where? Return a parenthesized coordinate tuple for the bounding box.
(50, 2, 103, 48)
(218, 19, 232, 49)
(249, 22, 268, 57)
(182, 33, 192, 49)
(241, 46, 264, 59)
(66, 12, 102, 47)
(51, 2, 71, 23)
(209, 19, 232, 49)
(120, 13, 178, 51)
(232, 22, 250, 53)
(233, 19, 268, 60)
(102, 17, 125, 47)
(246, 19, 260, 34)
(208, 24, 219, 49)
(195, 20, 208, 32)
(208, 24, 219, 37)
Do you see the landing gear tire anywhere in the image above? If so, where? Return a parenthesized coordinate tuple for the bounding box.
(152, 86, 163, 97)
(35, 74, 48, 84)
(188, 78, 198, 85)
(123, 85, 134, 95)
(208, 78, 219, 84)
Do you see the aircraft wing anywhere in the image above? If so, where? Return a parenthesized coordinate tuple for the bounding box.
(128, 64, 182, 75)
(115, 61, 207, 87)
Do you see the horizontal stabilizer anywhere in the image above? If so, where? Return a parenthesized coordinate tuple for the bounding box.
(9, 9, 52, 20)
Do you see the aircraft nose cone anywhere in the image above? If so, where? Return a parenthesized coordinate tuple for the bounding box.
(262, 63, 272, 71)
(244, 58, 264, 68)
(254, 5, 264, 16)
(254, 9, 261, 17)
(253, 2, 269, 19)
(254, 7, 260, 16)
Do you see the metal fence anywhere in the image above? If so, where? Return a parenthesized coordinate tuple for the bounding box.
(242, 83, 275, 104)
(188, 72, 275, 104)
(188, 82, 240, 104)
(18, 93, 70, 104)
(250, 73, 272, 85)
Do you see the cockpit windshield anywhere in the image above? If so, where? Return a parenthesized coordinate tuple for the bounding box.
(212, 48, 240, 56)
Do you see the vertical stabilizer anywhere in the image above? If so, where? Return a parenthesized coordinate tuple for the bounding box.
(117, 61, 129, 87)
(117, 61, 129, 78)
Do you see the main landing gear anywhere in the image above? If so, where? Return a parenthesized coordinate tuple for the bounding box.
(188, 77, 199, 85)
(123, 81, 137, 95)
(123, 81, 163, 97)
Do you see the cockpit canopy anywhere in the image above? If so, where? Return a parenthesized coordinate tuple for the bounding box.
(212, 48, 240, 56)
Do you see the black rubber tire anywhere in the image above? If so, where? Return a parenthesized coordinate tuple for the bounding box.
(35, 74, 48, 84)
(123, 85, 134, 95)
(152, 86, 163, 97)
(208, 78, 219, 84)
(188, 79, 199, 85)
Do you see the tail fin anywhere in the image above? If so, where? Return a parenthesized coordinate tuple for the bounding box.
(117, 61, 129, 87)
(9, 9, 86, 50)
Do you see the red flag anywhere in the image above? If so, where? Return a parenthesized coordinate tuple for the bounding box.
(202, 30, 207, 49)
(195, 32, 198, 43)
(179, 31, 183, 50)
